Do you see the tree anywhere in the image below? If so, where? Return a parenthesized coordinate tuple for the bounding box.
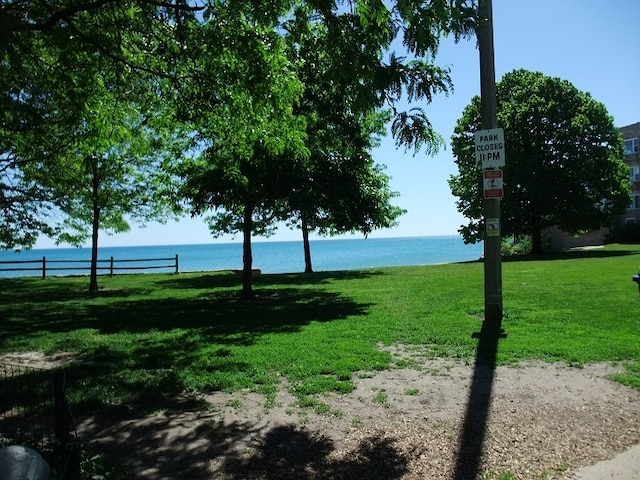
(162, 0, 476, 295)
(1, 3, 78, 249)
(30, 110, 178, 292)
(2, 0, 193, 290)
(18, 40, 181, 291)
(175, 4, 308, 300)
(279, 2, 475, 272)
(1, 0, 198, 250)
(183, 145, 305, 300)
(284, 105, 406, 273)
(449, 69, 631, 253)
(287, 1, 472, 155)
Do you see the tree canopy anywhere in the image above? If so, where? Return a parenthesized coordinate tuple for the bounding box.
(2, 0, 480, 299)
(449, 69, 631, 253)
(175, 0, 477, 295)
(174, 3, 309, 299)
(282, 11, 406, 272)
(1, 0, 197, 251)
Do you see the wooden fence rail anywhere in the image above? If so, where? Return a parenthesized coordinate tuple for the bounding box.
(0, 255, 179, 279)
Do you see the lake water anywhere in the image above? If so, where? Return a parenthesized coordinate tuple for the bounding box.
(0, 236, 484, 277)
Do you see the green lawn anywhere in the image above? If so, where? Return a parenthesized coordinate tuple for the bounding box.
(1, 243, 639, 413)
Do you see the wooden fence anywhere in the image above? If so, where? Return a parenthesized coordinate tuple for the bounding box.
(0, 255, 179, 279)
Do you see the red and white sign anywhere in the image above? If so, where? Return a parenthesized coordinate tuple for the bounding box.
(483, 170, 503, 199)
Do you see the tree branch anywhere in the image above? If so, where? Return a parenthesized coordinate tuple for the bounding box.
(65, 18, 185, 81)
(23, 0, 203, 32)
(28, 0, 116, 31)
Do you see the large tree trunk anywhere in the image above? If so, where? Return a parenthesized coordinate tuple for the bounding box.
(531, 216, 544, 254)
(241, 201, 254, 301)
(302, 215, 313, 273)
(89, 161, 100, 292)
(89, 212, 100, 292)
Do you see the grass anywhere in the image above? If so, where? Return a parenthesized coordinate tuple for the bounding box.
(1, 243, 640, 414)
(372, 389, 389, 407)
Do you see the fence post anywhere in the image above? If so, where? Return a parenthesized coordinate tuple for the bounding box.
(54, 372, 80, 480)
(110, 256, 114, 276)
(42, 256, 46, 279)
(175, 254, 179, 274)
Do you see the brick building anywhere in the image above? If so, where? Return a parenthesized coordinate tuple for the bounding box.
(545, 121, 640, 250)
(618, 121, 640, 226)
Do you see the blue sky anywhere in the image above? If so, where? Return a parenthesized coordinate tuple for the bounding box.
(36, 1, 640, 248)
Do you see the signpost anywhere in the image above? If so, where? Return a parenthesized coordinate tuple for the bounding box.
(477, 0, 503, 328)
(453, 5, 504, 478)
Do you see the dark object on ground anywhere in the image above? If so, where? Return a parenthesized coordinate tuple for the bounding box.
(0, 445, 50, 480)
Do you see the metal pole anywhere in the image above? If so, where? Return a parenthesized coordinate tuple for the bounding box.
(478, 0, 502, 327)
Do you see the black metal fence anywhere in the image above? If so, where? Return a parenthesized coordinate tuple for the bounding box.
(0, 363, 80, 480)
(0, 254, 179, 278)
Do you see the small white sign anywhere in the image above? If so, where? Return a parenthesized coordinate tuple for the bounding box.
(483, 169, 504, 199)
(486, 218, 500, 237)
(475, 128, 505, 169)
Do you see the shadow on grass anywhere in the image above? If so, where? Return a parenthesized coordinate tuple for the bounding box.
(502, 247, 640, 262)
(78, 418, 409, 480)
(153, 269, 387, 290)
(0, 276, 148, 303)
(453, 320, 506, 480)
(1, 281, 372, 414)
(0, 270, 381, 341)
(2, 286, 370, 338)
(458, 247, 640, 267)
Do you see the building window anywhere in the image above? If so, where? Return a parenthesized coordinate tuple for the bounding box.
(631, 165, 640, 182)
(625, 218, 637, 225)
(631, 194, 640, 210)
(625, 138, 639, 155)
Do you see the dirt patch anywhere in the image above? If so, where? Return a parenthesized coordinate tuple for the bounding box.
(4, 349, 640, 479)
(79, 350, 640, 479)
(0, 351, 78, 370)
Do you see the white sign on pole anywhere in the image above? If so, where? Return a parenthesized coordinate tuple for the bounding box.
(486, 218, 500, 236)
(474, 128, 505, 169)
(483, 169, 504, 199)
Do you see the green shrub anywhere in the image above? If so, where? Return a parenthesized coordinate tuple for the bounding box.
(610, 223, 640, 244)
(501, 235, 532, 256)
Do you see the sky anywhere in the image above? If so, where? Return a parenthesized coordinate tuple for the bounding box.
(35, 0, 640, 249)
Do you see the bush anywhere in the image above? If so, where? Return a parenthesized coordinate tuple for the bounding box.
(501, 235, 532, 256)
(610, 223, 640, 244)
